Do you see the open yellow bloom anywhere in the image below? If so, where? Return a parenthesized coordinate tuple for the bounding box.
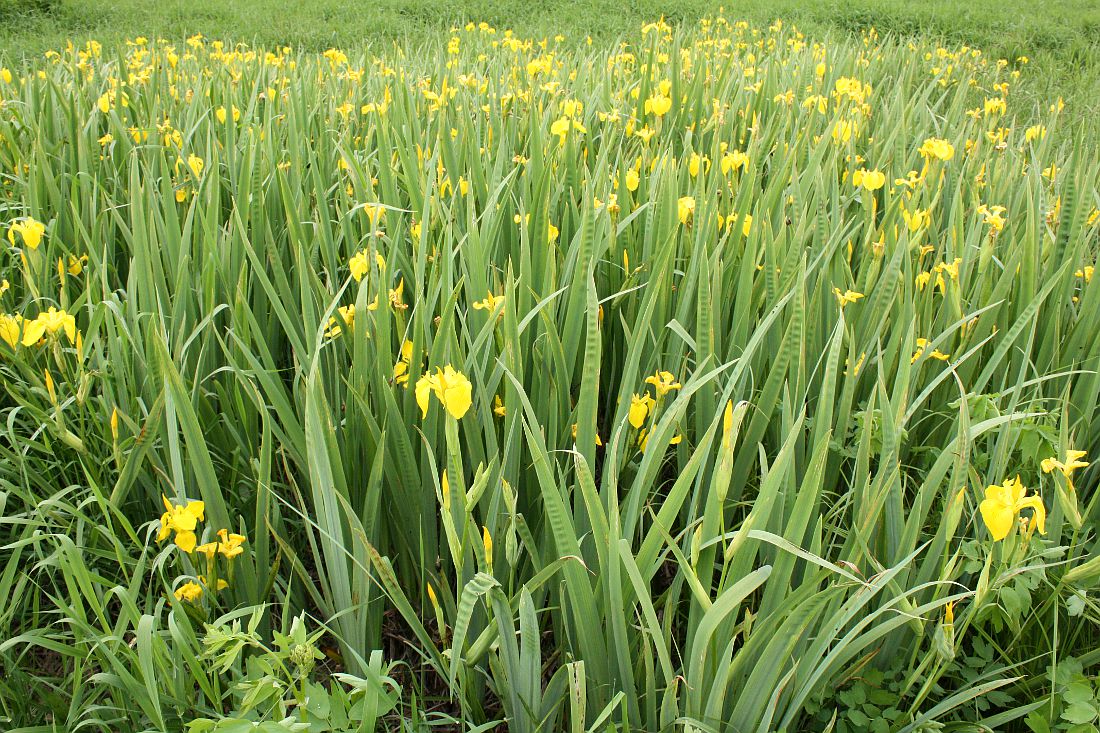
(348, 249, 386, 282)
(1025, 124, 1046, 143)
(8, 217, 45, 249)
(911, 338, 949, 364)
(919, 137, 955, 161)
(677, 196, 695, 225)
(628, 393, 655, 428)
(720, 150, 749, 175)
(325, 305, 356, 338)
(472, 291, 504, 311)
(415, 365, 473, 419)
(831, 119, 855, 143)
(687, 153, 708, 177)
(157, 495, 206, 553)
(903, 208, 930, 232)
(193, 541, 219, 560)
(979, 476, 1046, 541)
(1041, 450, 1089, 480)
(833, 288, 864, 308)
(216, 528, 247, 558)
(644, 93, 672, 117)
(0, 313, 22, 348)
(977, 204, 1006, 235)
(393, 340, 414, 386)
(718, 212, 752, 237)
(186, 153, 204, 178)
(851, 168, 885, 191)
(174, 581, 204, 603)
(645, 370, 682, 397)
(67, 254, 88, 276)
(550, 116, 586, 143)
(22, 307, 77, 346)
(195, 532, 246, 560)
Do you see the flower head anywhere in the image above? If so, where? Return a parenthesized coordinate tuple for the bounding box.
(677, 196, 695, 225)
(415, 365, 473, 419)
(851, 168, 885, 191)
(720, 150, 748, 175)
(645, 370, 682, 397)
(644, 93, 672, 117)
(325, 304, 356, 338)
(22, 307, 77, 346)
(174, 581, 204, 603)
(550, 116, 586, 143)
(911, 338, 949, 364)
(472, 291, 504, 312)
(216, 528, 247, 558)
(393, 340, 415, 386)
(628, 393, 655, 428)
(903, 208, 930, 232)
(157, 495, 206, 553)
(186, 154, 204, 179)
(8, 217, 45, 250)
(1041, 450, 1089, 480)
(0, 313, 23, 348)
(348, 249, 385, 282)
(919, 137, 955, 161)
(979, 476, 1046, 541)
(833, 288, 864, 308)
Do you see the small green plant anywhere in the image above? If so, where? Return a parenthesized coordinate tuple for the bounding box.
(1027, 658, 1100, 733)
(190, 610, 401, 732)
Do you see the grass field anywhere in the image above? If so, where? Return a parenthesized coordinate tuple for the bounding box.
(1, 2, 1099, 732)
(4, 0, 1100, 120)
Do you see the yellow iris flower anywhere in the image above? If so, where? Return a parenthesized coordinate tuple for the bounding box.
(919, 137, 955, 161)
(645, 370, 682, 397)
(472, 291, 505, 311)
(415, 365, 473, 419)
(979, 476, 1046, 541)
(157, 495, 206, 553)
(174, 581, 204, 602)
(677, 196, 695, 225)
(0, 313, 23, 348)
(1040, 450, 1089, 481)
(833, 288, 865, 308)
(628, 393, 655, 428)
(8, 217, 45, 250)
(851, 168, 885, 191)
(22, 307, 77, 346)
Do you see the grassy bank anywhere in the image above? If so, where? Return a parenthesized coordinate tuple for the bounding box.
(0, 7, 1098, 733)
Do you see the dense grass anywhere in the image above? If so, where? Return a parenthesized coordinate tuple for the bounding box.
(4, 0, 1100, 144)
(0, 8, 1099, 733)
(4, 0, 1100, 128)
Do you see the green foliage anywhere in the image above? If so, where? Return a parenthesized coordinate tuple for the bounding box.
(189, 611, 402, 732)
(0, 10, 1098, 733)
